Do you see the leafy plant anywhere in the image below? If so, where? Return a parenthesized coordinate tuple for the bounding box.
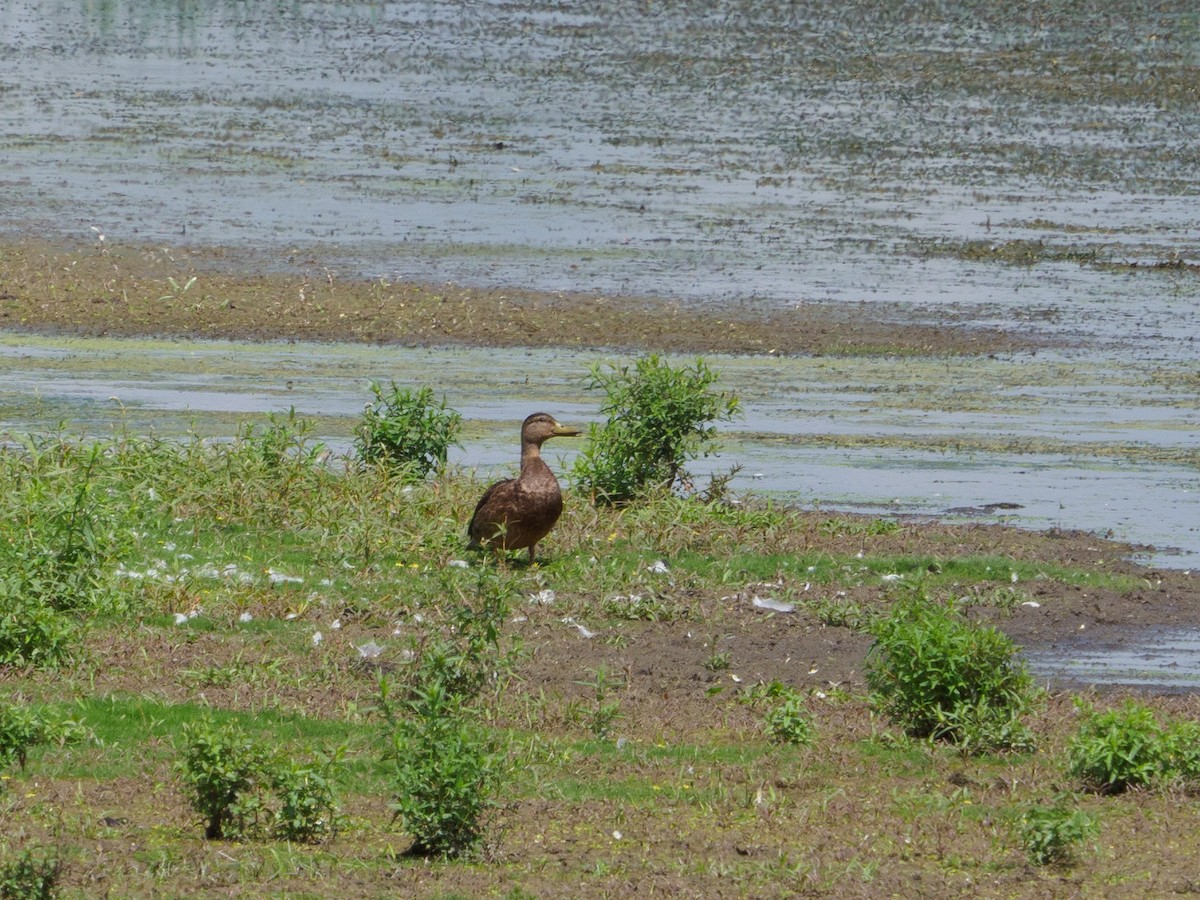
(0, 705, 48, 771)
(1019, 801, 1097, 866)
(0, 587, 76, 668)
(0, 846, 61, 900)
(704, 638, 732, 672)
(1067, 700, 1168, 793)
(1162, 719, 1200, 783)
(572, 355, 740, 504)
(381, 673, 503, 858)
(865, 593, 1038, 751)
(576, 665, 624, 740)
(354, 383, 462, 481)
(241, 407, 326, 472)
(176, 718, 270, 840)
(270, 747, 345, 843)
(408, 568, 519, 702)
(602, 592, 676, 622)
(763, 689, 815, 745)
(176, 716, 346, 843)
(380, 569, 514, 858)
(1, 440, 132, 617)
(157, 274, 197, 302)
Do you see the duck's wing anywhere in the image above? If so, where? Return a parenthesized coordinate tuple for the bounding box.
(467, 476, 518, 544)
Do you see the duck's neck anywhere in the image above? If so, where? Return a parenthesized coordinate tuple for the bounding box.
(520, 441, 545, 472)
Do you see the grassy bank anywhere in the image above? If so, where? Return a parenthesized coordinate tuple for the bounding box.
(1, 420, 1199, 897)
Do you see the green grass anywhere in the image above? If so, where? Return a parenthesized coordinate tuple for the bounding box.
(0, 423, 1192, 895)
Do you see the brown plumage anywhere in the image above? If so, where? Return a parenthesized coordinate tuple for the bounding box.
(467, 412, 581, 563)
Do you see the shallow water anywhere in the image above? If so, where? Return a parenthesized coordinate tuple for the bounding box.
(1025, 629, 1200, 692)
(2, 2, 1198, 348)
(2, 333, 1196, 569)
(1, 2, 1198, 567)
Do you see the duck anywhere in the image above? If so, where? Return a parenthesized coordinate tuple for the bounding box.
(467, 412, 582, 563)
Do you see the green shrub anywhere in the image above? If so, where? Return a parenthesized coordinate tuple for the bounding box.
(763, 690, 815, 745)
(575, 665, 624, 740)
(0, 846, 61, 900)
(1163, 719, 1200, 782)
(1, 441, 132, 614)
(354, 383, 462, 481)
(1067, 700, 1169, 793)
(1019, 801, 1097, 866)
(0, 705, 47, 772)
(865, 594, 1037, 751)
(176, 717, 346, 843)
(0, 587, 76, 668)
(241, 407, 326, 471)
(380, 570, 513, 858)
(572, 355, 740, 504)
(270, 748, 344, 843)
(176, 719, 271, 840)
(383, 674, 503, 858)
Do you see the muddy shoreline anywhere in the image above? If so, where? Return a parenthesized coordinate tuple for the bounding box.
(0, 240, 1046, 357)
(3, 237, 1199, 692)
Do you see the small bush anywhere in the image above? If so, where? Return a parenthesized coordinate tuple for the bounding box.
(383, 674, 503, 858)
(271, 748, 344, 843)
(865, 594, 1037, 751)
(572, 355, 740, 504)
(1019, 801, 1097, 866)
(1067, 700, 1169, 793)
(0, 705, 48, 771)
(763, 690, 815, 745)
(575, 665, 624, 740)
(176, 719, 270, 840)
(241, 407, 326, 472)
(380, 570, 513, 858)
(354, 383, 462, 481)
(0, 847, 61, 900)
(177, 718, 343, 843)
(0, 587, 76, 669)
(1, 441, 132, 616)
(1163, 719, 1200, 782)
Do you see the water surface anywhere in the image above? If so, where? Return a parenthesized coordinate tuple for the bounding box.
(1, 1, 1197, 566)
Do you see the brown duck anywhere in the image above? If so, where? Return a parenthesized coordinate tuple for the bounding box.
(467, 412, 581, 562)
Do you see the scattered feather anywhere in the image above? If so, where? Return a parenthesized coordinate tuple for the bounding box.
(751, 596, 795, 613)
(561, 617, 595, 639)
(356, 641, 384, 659)
(268, 568, 304, 585)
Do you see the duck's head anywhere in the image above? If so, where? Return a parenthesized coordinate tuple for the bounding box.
(522, 412, 582, 446)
